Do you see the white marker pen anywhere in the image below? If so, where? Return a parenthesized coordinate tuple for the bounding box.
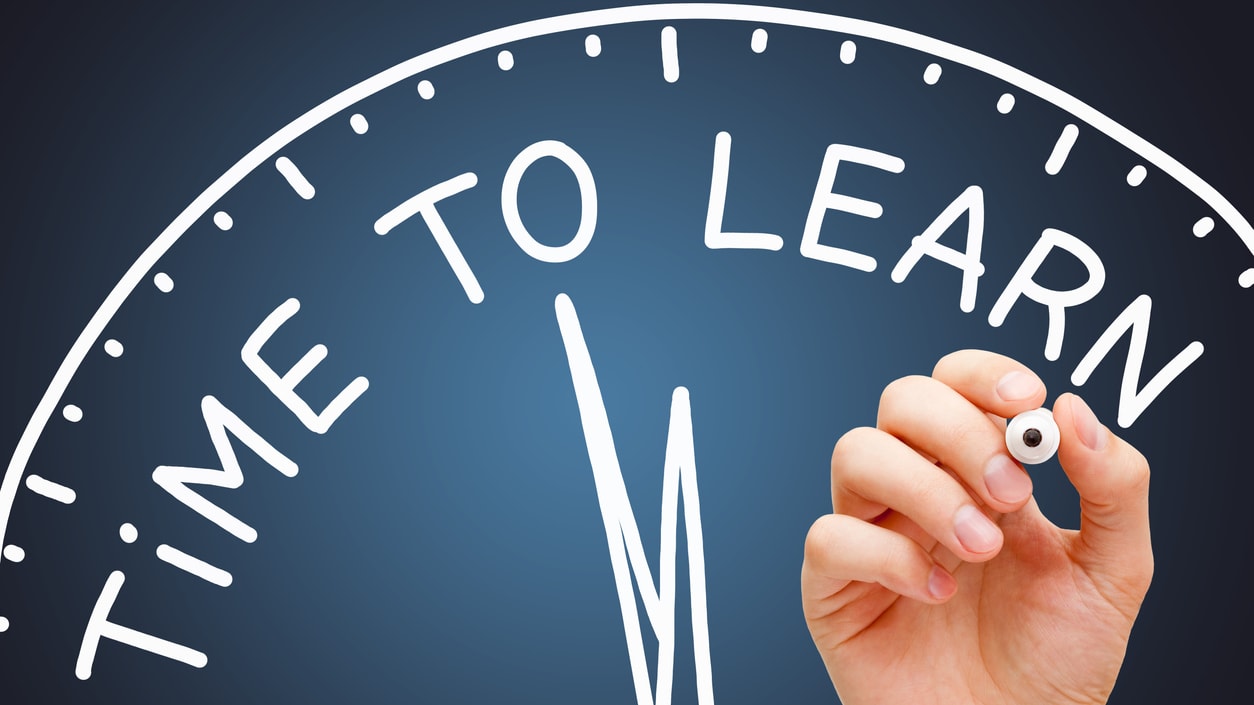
(1005, 408, 1060, 465)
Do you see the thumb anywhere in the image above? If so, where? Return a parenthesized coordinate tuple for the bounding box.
(1053, 393, 1154, 602)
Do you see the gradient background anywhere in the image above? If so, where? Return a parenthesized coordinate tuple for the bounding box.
(1, 1, 1251, 702)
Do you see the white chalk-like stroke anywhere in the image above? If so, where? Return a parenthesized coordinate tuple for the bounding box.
(556, 294, 714, 705)
(3, 3, 1251, 565)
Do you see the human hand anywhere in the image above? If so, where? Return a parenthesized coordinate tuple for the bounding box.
(801, 350, 1153, 705)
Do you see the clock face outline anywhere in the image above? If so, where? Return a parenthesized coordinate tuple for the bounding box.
(2, 2, 1252, 702)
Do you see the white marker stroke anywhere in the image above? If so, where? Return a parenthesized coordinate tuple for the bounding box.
(750, 28, 768, 54)
(1045, 124, 1080, 175)
(156, 544, 234, 587)
(274, 156, 316, 200)
(241, 298, 370, 434)
(24, 474, 76, 504)
(555, 293, 714, 705)
(76, 571, 208, 680)
(661, 25, 680, 83)
(705, 131, 785, 251)
(839, 39, 856, 64)
(1126, 164, 1147, 187)
(151, 395, 298, 544)
(374, 172, 484, 303)
(6, 3, 1254, 565)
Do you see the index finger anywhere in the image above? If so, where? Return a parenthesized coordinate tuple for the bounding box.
(931, 349, 1048, 418)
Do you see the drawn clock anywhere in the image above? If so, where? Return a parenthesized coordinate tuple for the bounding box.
(2, 4, 1251, 703)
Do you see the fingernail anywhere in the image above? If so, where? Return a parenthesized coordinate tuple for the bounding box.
(984, 454, 1033, 504)
(927, 565, 956, 600)
(953, 505, 1000, 554)
(996, 371, 1043, 402)
(1070, 395, 1108, 451)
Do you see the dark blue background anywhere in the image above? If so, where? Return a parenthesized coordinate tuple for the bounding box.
(2, 2, 1251, 702)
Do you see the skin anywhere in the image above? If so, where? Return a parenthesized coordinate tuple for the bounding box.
(801, 350, 1153, 705)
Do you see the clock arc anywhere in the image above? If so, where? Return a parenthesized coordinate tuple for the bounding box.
(1, 1, 1248, 565)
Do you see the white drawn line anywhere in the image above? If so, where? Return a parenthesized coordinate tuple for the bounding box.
(76, 571, 207, 680)
(6, 3, 1254, 565)
(555, 293, 714, 705)
(706, 131, 785, 251)
(661, 25, 680, 82)
(119, 523, 138, 544)
(24, 474, 76, 504)
(1240, 269, 1254, 289)
(1045, 123, 1080, 175)
(839, 39, 856, 64)
(275, 156, 316, 200)
(213, 211, 233, 231)
(156, 544, 233, 587)
(153, 272, 174, 293)
(374, 172, 484, 304)
(750, 27, 768, 53)
(1127, 164, 1148, 187)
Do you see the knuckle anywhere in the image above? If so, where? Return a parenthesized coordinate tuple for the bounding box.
(803, 515, 843, 563)
(939, 419, 986, 458)
(1117, 442, 1152, 496)
(875, 535, 923, 586)
(1131, 550, 1155, 594)
(903, 471, 951, 514)
(830, 426, 878, 473)
(879, 375, 931, 417)
(931, 350, 965, 378)
(1103, 547, 1155, 615)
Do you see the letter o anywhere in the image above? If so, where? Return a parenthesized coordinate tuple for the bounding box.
(501, 140, 597, 263)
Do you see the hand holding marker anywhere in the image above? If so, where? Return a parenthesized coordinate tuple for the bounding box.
(802, 350, 1153, 705)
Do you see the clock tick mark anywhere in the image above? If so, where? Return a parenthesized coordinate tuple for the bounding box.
(119, 523, 138, 544)
(1045, 124, 1080, 175)
(350, 113, 369, 134)
(153, 272, 175, 293)
(1240, 268, 1254, 289)
(839, 40, 856, 64)
(585, 34, 602, 57)
(997, 93, 1015, 114)
(63, 405, 83, 423)
(923, 63, 942, 85)
(24, 474, 76, 505)
(212, 211, 233, 231)
(1194, 217, 1215, 238)
(103, 339, 124, 358)
(661, 26, 679, 83)
(498, 50, 515, 71)
(751, 28, 768, 54)
(275, 156, 316, 200)
(1126, 164, 1148, 187)
(0, 616, 8, 633)
(2, 545, 24, 563)
(417, 79, 435, 100)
